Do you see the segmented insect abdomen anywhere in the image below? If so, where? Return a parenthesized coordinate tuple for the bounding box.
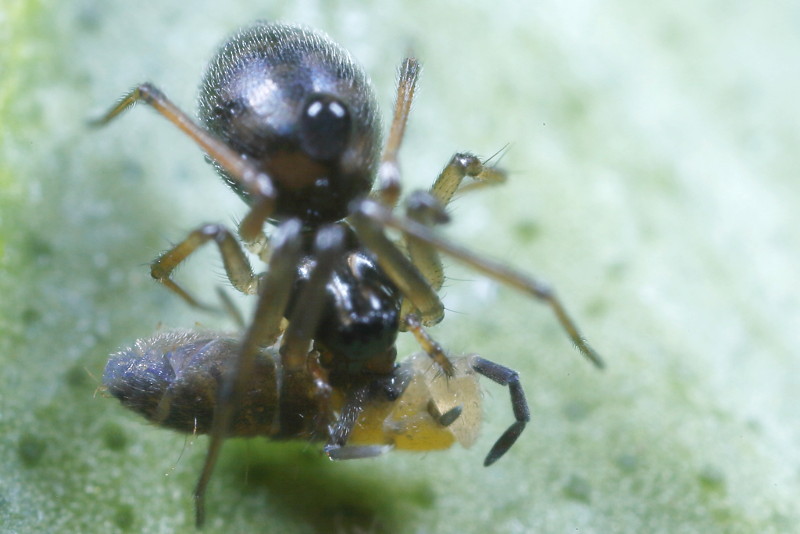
(104, 331, 284, 436)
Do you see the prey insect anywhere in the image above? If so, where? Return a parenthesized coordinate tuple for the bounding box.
(94, 21, 603, 526)
(104, 330, 526, 464)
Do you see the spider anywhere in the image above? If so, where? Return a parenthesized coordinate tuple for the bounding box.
(93, 21, 603, 526)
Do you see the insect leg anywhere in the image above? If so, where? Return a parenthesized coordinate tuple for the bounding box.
(470, 356, 530, 466)
(194, 219, 304, 528)
(149, 224, 258, 309)
(324, 382, 376, 457)
(280, 225, 347, 370)
(356, 198, 605, 369)
(325, 444, 394, 460)
(374, 57, 420, 208)
(427, 402, 463, 427)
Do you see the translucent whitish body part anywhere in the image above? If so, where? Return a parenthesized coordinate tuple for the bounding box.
(348, 351, 483, 452)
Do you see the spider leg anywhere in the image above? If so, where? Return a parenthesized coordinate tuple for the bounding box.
(280, 225, 347, 370)
(405, 153, 507, 292)
(90, 83, 276, 203)
(92, 83, 280, 309)
(366, 150, 510, 325)
(403, 313, 455, 376)
(402, 191, 450, 293)
(149, 223, 259, 309)
(355, 199, 605, 369)
(193, 219, 304, 528)
(429, 152, 507, 210)
(470, 356, 530, 466)
(349, 209, 444, 327)
(374, 57, 420, 208)
(355, 57, 452, 329)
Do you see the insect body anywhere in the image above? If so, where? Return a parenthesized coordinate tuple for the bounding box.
(103, 330, 522, 458)
(94, 21, 603, 526)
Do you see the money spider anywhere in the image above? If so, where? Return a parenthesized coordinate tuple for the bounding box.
(94, 21, 603, 527)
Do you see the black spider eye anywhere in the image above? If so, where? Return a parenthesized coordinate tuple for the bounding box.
(299, 93, 351, 161)
(213, 99, 244, 119)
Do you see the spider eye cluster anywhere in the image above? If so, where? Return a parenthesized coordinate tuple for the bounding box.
(196, 23, 381, 225)
(299, 93, 352, 161)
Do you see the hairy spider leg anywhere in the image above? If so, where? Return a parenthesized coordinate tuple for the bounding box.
(91, 84, 277, 309)
(354, 199, 605, 369)
(194, 219, 305, 526)
(375, 57, 420, 208)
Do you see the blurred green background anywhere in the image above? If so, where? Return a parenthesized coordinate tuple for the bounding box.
(2, 1, 799, 533)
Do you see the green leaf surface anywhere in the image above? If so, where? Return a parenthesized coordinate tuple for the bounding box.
(2, 1, 799, 533)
